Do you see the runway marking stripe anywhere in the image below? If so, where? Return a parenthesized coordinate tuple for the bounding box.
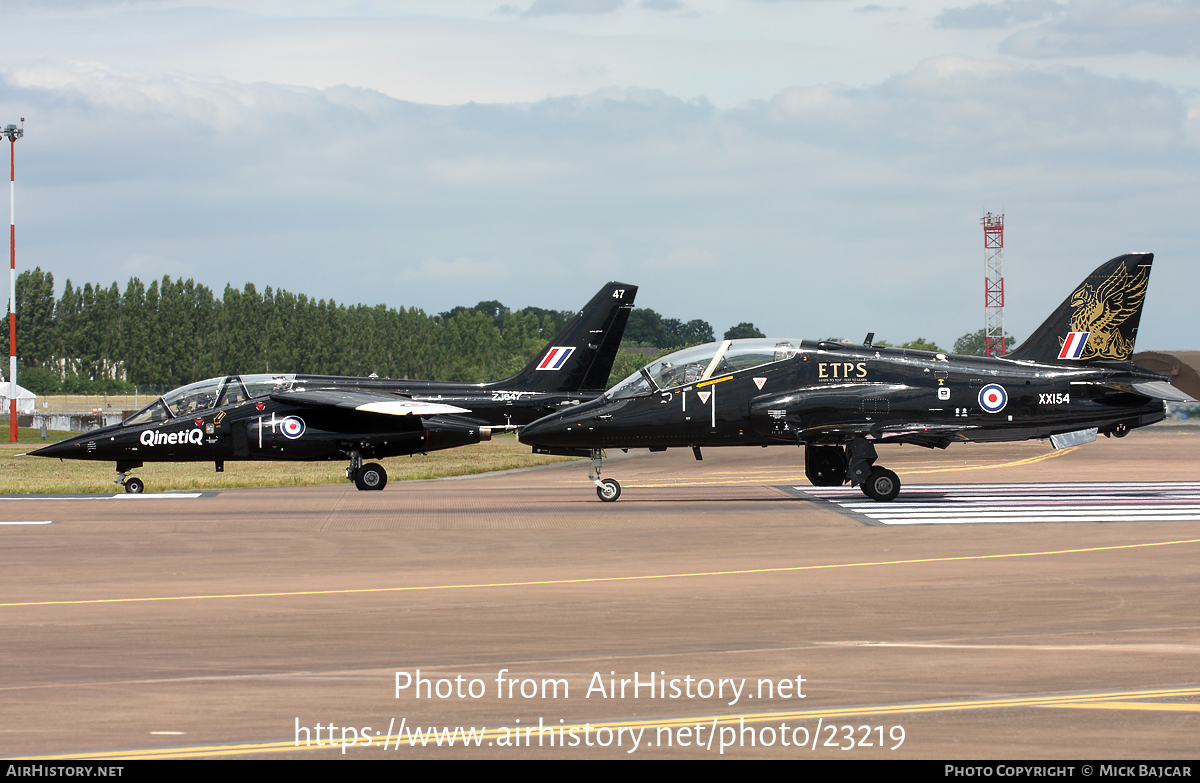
(3, 537, 1200, 609)
(20, 686, 1200, 760)
(801, 482, 1200, 526)
(869, 516, 1200, 525)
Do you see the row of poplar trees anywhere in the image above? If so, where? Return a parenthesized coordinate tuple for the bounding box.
(12, 268, 587, 392)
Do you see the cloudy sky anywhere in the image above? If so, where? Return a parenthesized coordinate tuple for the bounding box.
(2, 0, 1196, 351)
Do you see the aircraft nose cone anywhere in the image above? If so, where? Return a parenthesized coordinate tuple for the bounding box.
(28, 433, 92, 458)
(518, 414, 563, 446)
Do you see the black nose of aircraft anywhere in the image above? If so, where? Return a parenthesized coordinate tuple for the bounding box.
(28, 437, 85, 458)
(518, 411, 568, 447)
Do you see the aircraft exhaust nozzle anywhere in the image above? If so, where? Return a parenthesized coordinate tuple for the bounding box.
(479, 427, 492, 442)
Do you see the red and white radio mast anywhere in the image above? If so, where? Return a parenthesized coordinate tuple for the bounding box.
(982, 211, 1005, 357)
(5, 119, 24, 443)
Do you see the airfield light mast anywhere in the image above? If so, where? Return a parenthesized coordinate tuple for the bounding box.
(5, 119, 23, 443)
(982, 211, 1005, 357)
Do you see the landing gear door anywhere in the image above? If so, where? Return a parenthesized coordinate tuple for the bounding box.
(232, 421, 249, 457)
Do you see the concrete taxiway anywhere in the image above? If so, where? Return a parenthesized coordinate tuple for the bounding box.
(1, 428, 1198, 758)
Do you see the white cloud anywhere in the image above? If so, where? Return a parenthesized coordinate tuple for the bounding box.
(3, 55, 1196, 348)
(999, 0, 1200, 58)
(936, 0, 1063, 29)
(522, 0, 624, 15)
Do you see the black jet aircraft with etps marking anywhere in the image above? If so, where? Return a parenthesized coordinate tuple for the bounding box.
(520, 254, 1195, 502)
(29, 282, 636, 493)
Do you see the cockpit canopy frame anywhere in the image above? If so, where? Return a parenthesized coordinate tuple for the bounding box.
(122, 374, 297, 426)
(605, 339, 800, 400)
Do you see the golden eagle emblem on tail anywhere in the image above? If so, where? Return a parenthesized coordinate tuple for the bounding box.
(1064, 263, 1150, 360)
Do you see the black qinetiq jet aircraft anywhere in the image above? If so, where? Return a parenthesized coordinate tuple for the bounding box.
(519, 254, 1194, 502)
(30, 282, 636, 492)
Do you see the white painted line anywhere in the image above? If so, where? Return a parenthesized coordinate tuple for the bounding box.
(798, 481, 1200, 526)
(111, 494, 204, 500)
(876, 515, 1200, 525)
(0, 521, 53, 525)
(0, 494, 204, 501)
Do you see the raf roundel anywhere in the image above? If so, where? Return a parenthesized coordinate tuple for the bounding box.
(978, 383, 1008, 414)
(281, 416, 306, 439)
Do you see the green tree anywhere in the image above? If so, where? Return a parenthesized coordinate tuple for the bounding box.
(624, 308, 665, 347)
(724, 322, 765, 339)
(951, 329, 1019, 356)
(899, 337, 943, 353)
(14, 267, 56, 370)
(663, 318, 714, 348)
(606, 348, 670, 389)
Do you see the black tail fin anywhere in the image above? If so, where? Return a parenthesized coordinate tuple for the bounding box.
(500, 282, 637, 392)
(1007, 253, 1153, 364)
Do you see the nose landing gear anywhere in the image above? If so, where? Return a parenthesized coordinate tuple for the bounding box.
(115, 462, 145, 494)
(590, 449, 621, 502)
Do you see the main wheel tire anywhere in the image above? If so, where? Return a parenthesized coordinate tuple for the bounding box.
(124, 477, 145, 494)
(861, 467, 900, 502)
(596, 478, 621, 502)
(354, 463, 388, 491)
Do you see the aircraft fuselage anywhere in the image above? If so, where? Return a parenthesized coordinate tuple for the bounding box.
(519, 340, 1168, 453)
(35, 373, 597, 467)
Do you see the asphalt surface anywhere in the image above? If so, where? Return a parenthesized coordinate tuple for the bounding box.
(2, 428, 1198, 759)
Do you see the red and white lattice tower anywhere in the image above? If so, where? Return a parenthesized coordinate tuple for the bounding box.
(982, 211, 1005, 356)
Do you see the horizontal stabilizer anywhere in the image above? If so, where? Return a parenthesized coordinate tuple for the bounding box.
(272, 389, 471, 416)
(1131, 381, 1197, 403)
(1071, 380, 1197, 403)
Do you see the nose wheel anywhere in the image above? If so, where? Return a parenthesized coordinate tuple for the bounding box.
(115, 466, 145, 494)
(589, 449, 621, 502)
(596, 478, 621, 502)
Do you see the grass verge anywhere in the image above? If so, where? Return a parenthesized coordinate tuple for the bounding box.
(1, 433, 577, 494)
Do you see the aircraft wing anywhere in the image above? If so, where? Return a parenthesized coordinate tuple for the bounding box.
(797, 420, 972, 447)
(271, 389, 472, 416)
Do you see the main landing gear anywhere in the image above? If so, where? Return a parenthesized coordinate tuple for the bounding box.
(805, 439, 902, 502)
(346, 451, 388, 491)
(590, 449, 621, 502)
(848, 438, 901, 502)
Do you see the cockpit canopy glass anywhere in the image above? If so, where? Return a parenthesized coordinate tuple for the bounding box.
(123, 399, 171, 426)
(161, 377, 226, 417)
(605, 339, 800, 400)
(124, 374, 297, 424)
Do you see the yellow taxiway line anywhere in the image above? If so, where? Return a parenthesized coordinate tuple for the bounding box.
(2, 536, 1197, 609)
(17, 685, 1200, 760)
(622, 447, 1077, 488)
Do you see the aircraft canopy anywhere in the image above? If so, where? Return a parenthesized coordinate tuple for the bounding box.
(124, 374, 297, 425)
(606, 339, 800, 400)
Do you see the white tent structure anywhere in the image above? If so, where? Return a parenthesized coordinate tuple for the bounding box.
(0, 382, 36, 415)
